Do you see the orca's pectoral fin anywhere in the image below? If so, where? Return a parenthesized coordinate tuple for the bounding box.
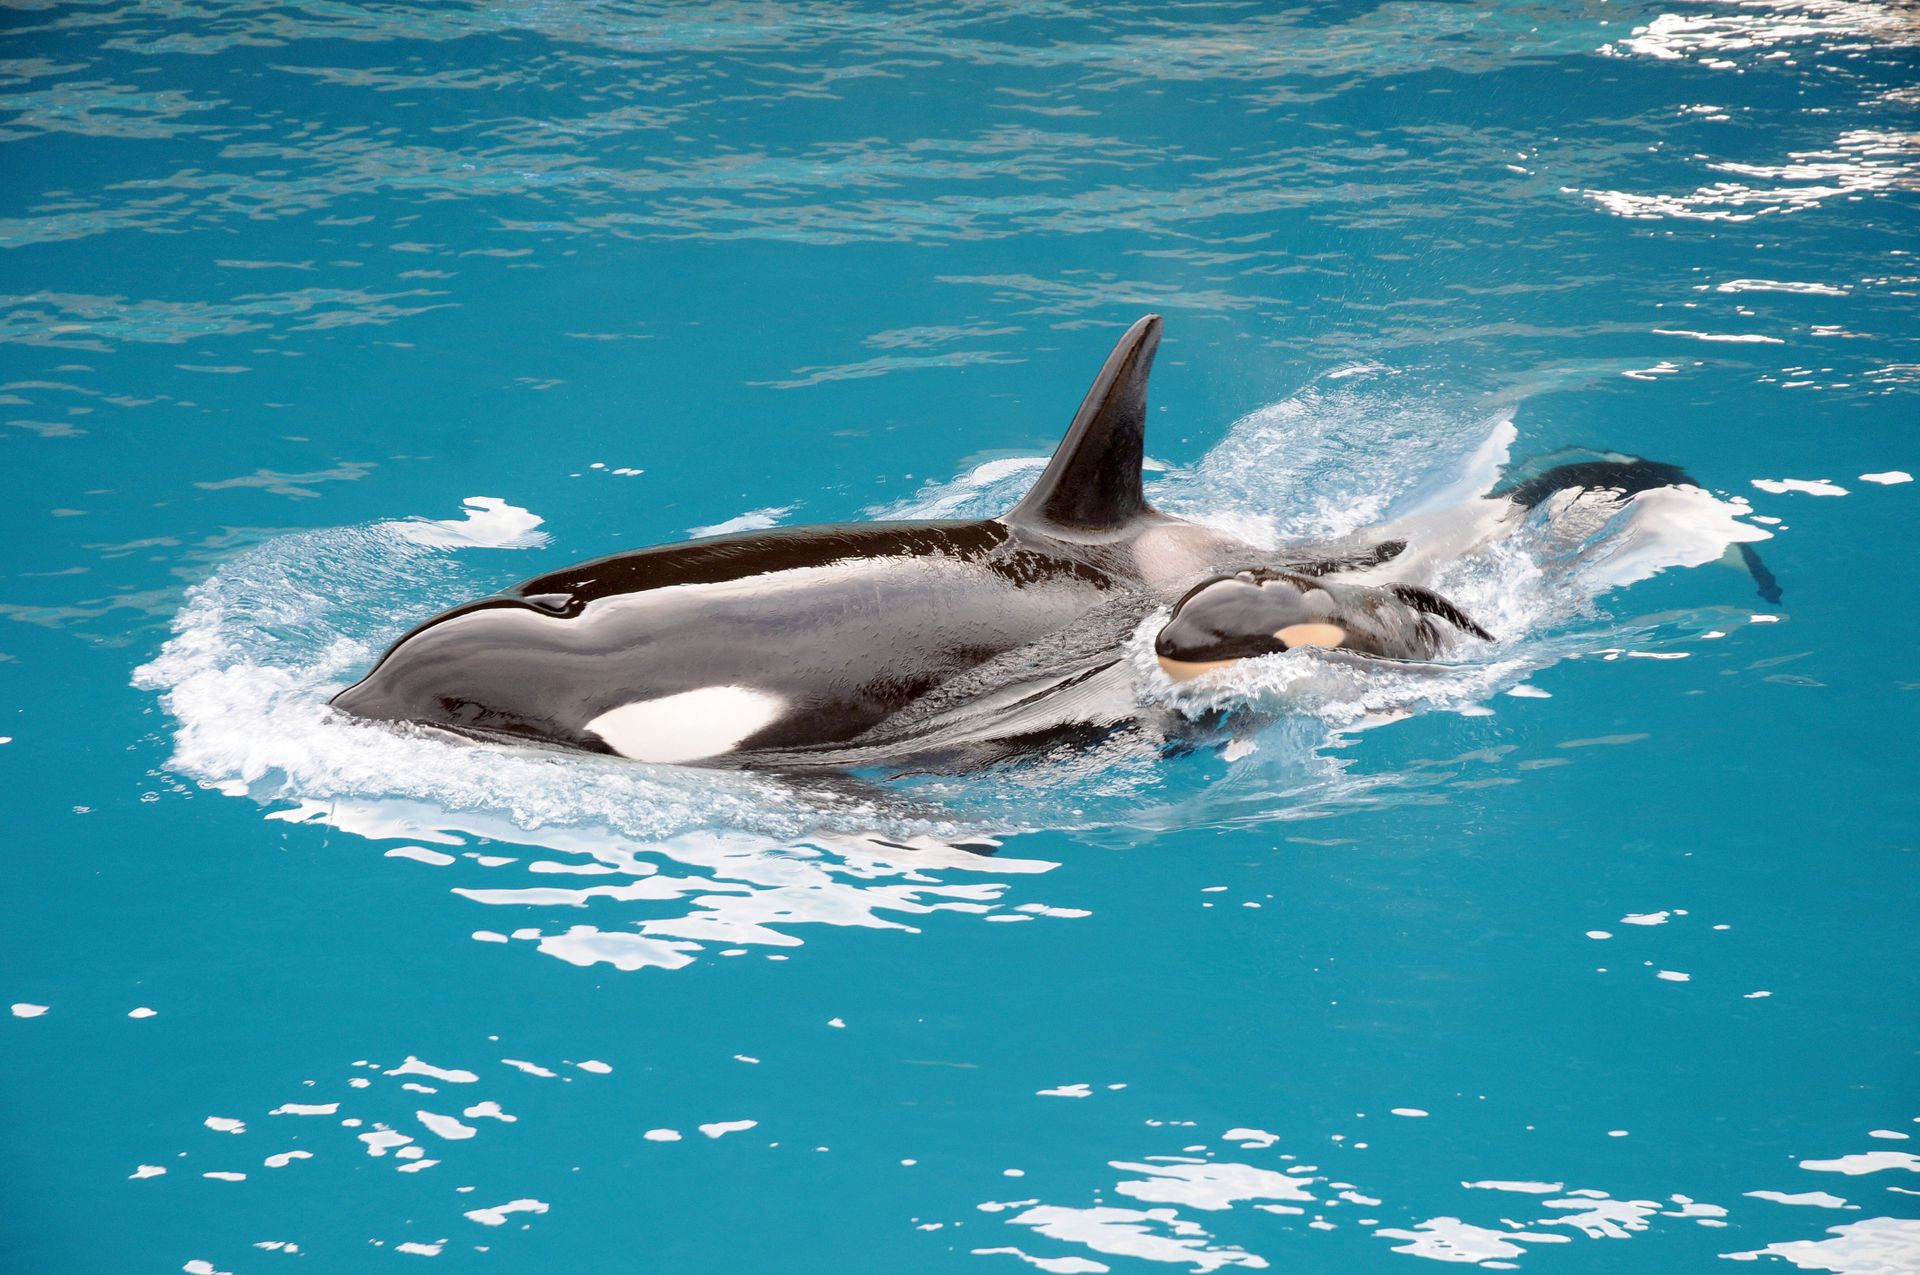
(1737, 542, 1783, 604)
(1389, 583, 1496, 642)
(1004, 313, 1162, 533)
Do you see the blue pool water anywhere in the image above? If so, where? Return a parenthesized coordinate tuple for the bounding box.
(5, 2, 1918, 1271)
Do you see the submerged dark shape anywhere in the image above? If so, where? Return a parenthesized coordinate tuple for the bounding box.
(1491, 448, 1781, 604)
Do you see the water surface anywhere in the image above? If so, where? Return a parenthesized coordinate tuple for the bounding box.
(3, 2, 1917, 1271)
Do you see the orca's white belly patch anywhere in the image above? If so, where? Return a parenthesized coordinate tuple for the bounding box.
(586, 686, 787, 763)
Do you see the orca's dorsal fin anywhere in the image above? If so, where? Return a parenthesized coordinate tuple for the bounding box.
(1004, 313, 1162, 534)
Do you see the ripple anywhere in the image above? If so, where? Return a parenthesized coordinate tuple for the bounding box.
(123, 366, 1790, 992)
(1723, 1216, 1920, 1271)
(1577, 129, 1920, 224)
(1602, 0, 1920, 69)
(0, 288, 453, 347)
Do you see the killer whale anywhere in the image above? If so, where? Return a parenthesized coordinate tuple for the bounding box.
(332, 314, 1264, 764)
(1153, 570, 1494, 681)
(332, 315, 1777, 769)
(1145, 449, 1784, 682)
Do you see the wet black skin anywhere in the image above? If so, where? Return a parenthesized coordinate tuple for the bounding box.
(1150, 450, 1783, 671)
(331, 310, 1776, 766)
(1151, 445, 1785, 670)
(1494, 451, 1781, 603)
(330, 518, 1145, 754)
(1155, 569, 1494, 665)
(332, 312, 1226, 760)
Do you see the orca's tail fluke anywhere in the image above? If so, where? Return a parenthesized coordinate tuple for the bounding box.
(1005, 313, 1161, 534)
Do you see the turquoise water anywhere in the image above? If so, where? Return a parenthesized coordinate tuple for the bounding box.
(5, 1, 1919, 1270)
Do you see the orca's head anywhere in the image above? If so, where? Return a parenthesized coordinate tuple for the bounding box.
(329, 598, 615, 753)
(1153, 571, 1353, 681)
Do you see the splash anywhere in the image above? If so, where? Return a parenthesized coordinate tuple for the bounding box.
(973, 1116, 1920, 1272)
(133, 371, 1778, 969)
(131, 494, 1082, 971)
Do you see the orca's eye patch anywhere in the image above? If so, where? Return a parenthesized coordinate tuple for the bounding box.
(1154, 574, 1347, 681)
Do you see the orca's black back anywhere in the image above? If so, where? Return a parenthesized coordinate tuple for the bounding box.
(1494, 458, 1693, 510)
(1492, 454, 1781, 603)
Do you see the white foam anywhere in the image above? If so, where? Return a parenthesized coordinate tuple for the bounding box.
(1799, 1152, 1920, 1176)
(535, 926, 699, 972)
(968, 1247, 1107, 1274)
(385, 845, 456, 866)
(1111, 1159, 1316, 1211)
(358, 1128, 412, 1156)
(1745, 1190, 1850, 1208)
(1722, 1217, 1920, 1271)
(1652, 328, 1785, 344)
(417, 1111, 477, 1140)
(502, 1058, 557, 1077)
(872, 456, 1045, 521)
(1715, 279, 1851, 297)
(129, 503, 840, 844)
(397, 497, 547, 549)
(1539, 1191, 1664, 1237)
(1753, 477, 1848, 497)
(1378, 1217, 1570, 1263)
(1006, 1203, 1265, 1272)
(463, 1101, 515, 1122)
(687, 506, 795, 539)
(386, 1058, 477, 1084)
(463, 1198, 548, 1227)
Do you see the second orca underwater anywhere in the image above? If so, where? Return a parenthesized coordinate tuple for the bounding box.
(330, 315, 1777, 770)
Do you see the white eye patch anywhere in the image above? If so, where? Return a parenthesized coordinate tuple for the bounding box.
(1155, 656, 1241, 683)
(586, 686, 786, 763)
(1274, 623, 1346, 649)
(1155, 624, 1351, 683)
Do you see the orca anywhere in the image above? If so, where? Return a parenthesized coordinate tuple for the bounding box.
(1142, 448, 1782, 687)
(331, 315, 1774, 769)
(1490, 447, 1782, 604)
(1153, 570, 1494, 681)
(333, 315, 1265, 765)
